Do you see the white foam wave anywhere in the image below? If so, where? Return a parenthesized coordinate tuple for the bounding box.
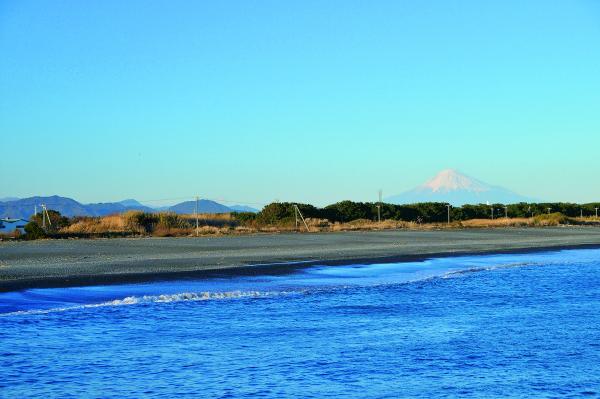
(1, 290, 279, 317)
(2, 260, 544, 317)
(441, 261, 537, 278)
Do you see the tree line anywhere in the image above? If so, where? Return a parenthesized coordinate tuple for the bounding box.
(239, 201, 600, 225)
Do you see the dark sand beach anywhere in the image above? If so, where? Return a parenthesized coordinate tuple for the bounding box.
(2, 227, 600, 292)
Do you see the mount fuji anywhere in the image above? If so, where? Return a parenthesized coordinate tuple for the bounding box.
(386, 169, 534, 206)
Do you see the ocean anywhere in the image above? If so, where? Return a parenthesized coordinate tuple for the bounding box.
(1, 248, 599, 398)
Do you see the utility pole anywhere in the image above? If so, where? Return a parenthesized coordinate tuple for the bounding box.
(195, 196, 199, 236)
(40, 204, 51, 230)
(547, 207, 551, 215)
(504, 206, 508, 219)
(491, 206, 494, 220)
(581, 209, 583, 218)
(294, 205, 299, 230)
(377, 189, 382, 223)
(446, 204, 451, 224)
(596, 207, 599, 218)
(293, 204, 310, 232)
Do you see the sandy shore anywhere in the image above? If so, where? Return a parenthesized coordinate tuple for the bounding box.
(2, 227, 600, 292)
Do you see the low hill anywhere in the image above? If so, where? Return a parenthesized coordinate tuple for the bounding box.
(168, 200, 232, 214)
(228, 204, 259, 213)
(85, 202, 154, 216)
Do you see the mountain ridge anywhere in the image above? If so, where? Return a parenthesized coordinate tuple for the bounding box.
(0, 196, 258, 219)
(387, 169, 535, 206)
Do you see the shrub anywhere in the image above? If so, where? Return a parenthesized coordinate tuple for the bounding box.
(30, 210, 70, 232)
(24, 222, 46, 239)
(124, 211, 158, 233)
(532, 213, 570, 226)
(231, 212, 257, 225)
(254, 203, 319, 227)
(157, 212, 188, 229)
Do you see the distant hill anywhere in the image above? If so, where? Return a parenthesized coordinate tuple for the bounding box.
(168, 200, 232, 214)
(228, 204, 259, 213)
(387, 169, 535, 206)
(0, 196, 153, 219)
(118, 199, 146, 208)
(0, 197, 19, 202)
(0, 196, 92, 219)
(0, 196, 257, 219)
(85, 201, 154, 216)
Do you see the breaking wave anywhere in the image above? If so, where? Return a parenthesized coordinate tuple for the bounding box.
(1, 290, 285, 317)
(1, 259, 546, 317)
(441, 261, 537, 278)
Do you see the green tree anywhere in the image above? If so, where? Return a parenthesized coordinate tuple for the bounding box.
(30, 210, 70, 232)
(24, 222, 46, 239)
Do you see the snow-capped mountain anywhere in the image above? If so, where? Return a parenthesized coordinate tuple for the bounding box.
(386, 169, 534, 205)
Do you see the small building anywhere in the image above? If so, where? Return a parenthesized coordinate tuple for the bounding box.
(0, 218, 28, 234)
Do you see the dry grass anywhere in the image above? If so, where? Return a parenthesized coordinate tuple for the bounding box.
(0, 230, 23, 240)
(60, 211, 244, 237)
(329, 219, 417, 231)
(460, 218, 533, 228)
(51, 211, 600, 239)
(460, 214, 600, 228)
(62, 215, 128, 234)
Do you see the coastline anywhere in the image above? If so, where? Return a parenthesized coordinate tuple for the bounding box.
(2, 227, 600, 292)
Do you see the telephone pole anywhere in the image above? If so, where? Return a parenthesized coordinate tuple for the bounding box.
(40, 204, 51, 230)
(294, 205, 299, 230)
(596, 207, 599, 218)
(504, 206, 508, 219)
(195, 196, 199, 236)
(377, 189, 382, 223)
(293, 204, 310, 232)
(491, 206, 494, 220)
(446, 204, 451, 224)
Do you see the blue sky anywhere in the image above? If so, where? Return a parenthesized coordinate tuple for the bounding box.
(1, 1, 599, 206)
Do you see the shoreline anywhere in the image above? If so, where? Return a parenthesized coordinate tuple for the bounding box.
(2, 227, 600, 292)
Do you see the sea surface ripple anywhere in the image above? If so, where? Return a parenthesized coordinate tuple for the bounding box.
(1, 249, 600, 398)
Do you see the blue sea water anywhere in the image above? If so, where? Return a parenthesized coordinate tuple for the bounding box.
(1, 248, 600, 398)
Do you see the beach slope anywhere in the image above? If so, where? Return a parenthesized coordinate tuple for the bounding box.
(2, 227, 600, 291)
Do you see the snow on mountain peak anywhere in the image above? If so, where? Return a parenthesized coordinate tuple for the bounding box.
(421, 169, 490, 193)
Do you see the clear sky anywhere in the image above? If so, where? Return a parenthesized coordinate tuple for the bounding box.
(1, 1, 599, 206)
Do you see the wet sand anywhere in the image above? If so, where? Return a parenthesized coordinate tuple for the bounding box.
(2, 227, 600, 292)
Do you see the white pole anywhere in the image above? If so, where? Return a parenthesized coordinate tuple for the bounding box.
(377, 189, 382, 223)
(294, 205, 310, 232)
(446, 204, 451, 224)
(294, 205, 299, 230)
(504, 206, 508, 219)
(195, 196, 199, 236)
(45, 206, 51, 227)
